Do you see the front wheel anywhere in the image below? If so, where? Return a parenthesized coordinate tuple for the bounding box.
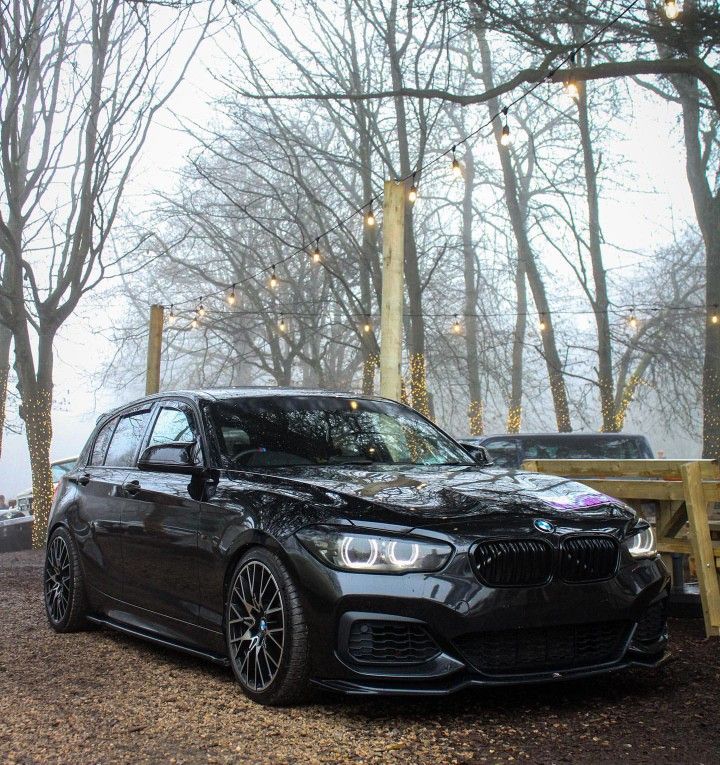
(225, 548, 312, 705)
(44, 527, 88, 632)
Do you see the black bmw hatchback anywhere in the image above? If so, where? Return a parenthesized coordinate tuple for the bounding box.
(44, 389, 669, 705)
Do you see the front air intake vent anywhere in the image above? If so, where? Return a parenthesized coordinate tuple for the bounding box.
(347, 620, 440, 665)
(472, 539, 554, 587)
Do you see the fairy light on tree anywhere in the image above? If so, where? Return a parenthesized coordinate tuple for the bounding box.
(468, 400, 484, 436)
(539, 313, 547, 332)
(227, 285, 237, 305)
(710, 305, 719, 325)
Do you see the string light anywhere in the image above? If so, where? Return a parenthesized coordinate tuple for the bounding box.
(711, 305, 719, 324)
(269, 267, 278, 289)
(168, 305, 176, 325)
(312, 239, 321, 264)
(500, 108, 512, 147)
(363, 316, 372, 334)
(278, 315, 286, 332)
(539, 313, 547, 332)
(452, 315, 462, 334)
(365, 203, 376, 227)
(227, 285, 236, 305)
(197, 303, 206, 317)
(628, 308, 638, 329)
(408, 173, 418, 203)
(451, 147, 462, 178)
(563, 53, 580, 101)
(191, 313, 199, 329)
(663, 0, 679, 20)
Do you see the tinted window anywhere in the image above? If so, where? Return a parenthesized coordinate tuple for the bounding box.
(104, 412, 151, 467)
(482, 439, 520, 468)
(522, 436, 646, 460)
(90, 420, 116, 466)
(209, 396, 473, 468)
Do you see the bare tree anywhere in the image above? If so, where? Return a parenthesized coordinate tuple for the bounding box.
(0, 0, 213, 543)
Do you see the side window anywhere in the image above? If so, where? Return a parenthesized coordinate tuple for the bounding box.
(104, 411, 151, 467)
(148, 407, 197, 447)
(483, 439, 519, 468)
(90, 420, 116, 466)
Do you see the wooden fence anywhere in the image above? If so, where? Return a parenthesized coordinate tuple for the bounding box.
(521, 459, 720, 638)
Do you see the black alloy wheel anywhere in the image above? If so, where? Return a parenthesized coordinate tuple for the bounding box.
(44, 527, 88, 632)
(226, 548, 311, 705)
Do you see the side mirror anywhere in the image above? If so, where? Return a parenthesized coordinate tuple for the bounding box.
(138, 441, 203, 475)
(462, 444, 493, 466)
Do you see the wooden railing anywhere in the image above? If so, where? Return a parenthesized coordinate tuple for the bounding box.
(521, 458, 720, 638)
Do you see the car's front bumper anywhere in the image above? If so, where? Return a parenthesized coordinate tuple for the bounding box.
(287, 542, 670, 695)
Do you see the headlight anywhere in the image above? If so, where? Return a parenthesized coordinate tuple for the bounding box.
(625, 525, 656, 559)
(296, 526, 453, 573)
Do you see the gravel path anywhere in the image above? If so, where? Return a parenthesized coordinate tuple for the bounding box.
(1, 550, 718, 765)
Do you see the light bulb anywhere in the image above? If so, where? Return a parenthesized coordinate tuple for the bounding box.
(564, 79, 580, 101)
(278, 316, 286, 332)
(191, 317, 199, 329)
(664, 0, 679, 20)
(629, 313, 638, 329)
(409, 175, 418, 202)
(269, 269, 278, 289)
(452, 316, 461, 334)
(227, 288, 236, 306)
(500, 124, 512, 146)
(198, 304, 206, 317)
(168, 306, 176, 325)
(312, 240, 321, 263)
(366, 207, 375, 227)
(363, 321, 371, 334)
(712, 313, 719, 325)
(539, 316, 547, 332)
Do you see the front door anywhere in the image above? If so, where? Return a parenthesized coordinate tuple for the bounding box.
(122, 403, 201, 625)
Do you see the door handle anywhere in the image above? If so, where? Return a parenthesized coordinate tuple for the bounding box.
(70, 473, 91, 486)
(124, 480, 141, 497)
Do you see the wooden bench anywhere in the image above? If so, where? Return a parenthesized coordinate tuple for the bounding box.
(521, 459, 720, 638)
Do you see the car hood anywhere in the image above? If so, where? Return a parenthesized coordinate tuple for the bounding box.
(241, 464, 633, 527)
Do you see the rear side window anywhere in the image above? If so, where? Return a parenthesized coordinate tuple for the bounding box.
(483, 439, 520, 468)
(90, 420, 116, 466)
(104, 411, 151, 467)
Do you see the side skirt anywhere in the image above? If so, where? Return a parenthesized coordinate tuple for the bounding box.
(86, 615, 230, 667)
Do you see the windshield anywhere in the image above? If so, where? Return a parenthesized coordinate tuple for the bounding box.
(209, 396, 474, 468)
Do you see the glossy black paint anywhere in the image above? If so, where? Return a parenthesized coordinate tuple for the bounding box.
(48, 388, 670, 694)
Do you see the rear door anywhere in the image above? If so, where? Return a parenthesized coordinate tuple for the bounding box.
(74, 408, 152, 602)
(122, 401, 201, 625)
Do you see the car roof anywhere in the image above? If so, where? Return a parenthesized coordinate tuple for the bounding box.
(99, 387, 397, 421)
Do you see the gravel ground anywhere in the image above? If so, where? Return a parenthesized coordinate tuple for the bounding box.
(1, 550, 719, 765)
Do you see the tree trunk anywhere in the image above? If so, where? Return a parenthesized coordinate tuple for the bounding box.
(0, 323, 11, 458)
(461, 147, 483, 434)
(576, 80, 617, 431)
(507, 257, 527, 432)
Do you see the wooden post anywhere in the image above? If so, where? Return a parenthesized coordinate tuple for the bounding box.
(681, 462, 720, 636)
(379, 179, 405, 401)
(145, 304, 164, 395)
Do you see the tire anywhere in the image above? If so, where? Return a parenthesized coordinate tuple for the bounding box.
(225, 547, 312, 706)
(44, 526, 88, 632)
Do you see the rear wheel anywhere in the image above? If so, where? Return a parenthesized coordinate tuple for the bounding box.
(44, 527, 88, 632)
(225, 548, 312, 705)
